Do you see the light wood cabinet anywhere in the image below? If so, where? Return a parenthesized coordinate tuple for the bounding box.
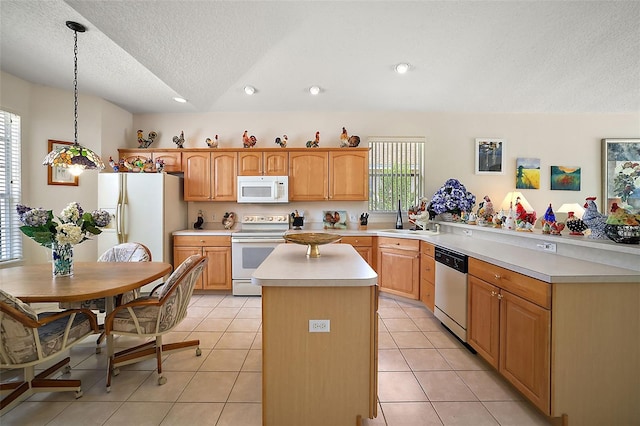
(376, 237, 420, 299)
(340, 236, 374, 269)
(468, 258, 551, 414)
(329, 150, 369, 200)
(419, 241, 435, 311)
(118, 149, 182, 172)
(173, 235, 231, 290)
(238, 150, 288, 176)
(183, 151, 237, 201)
(288, 151, 329, 200)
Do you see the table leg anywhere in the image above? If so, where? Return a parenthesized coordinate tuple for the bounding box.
(105, 296, 115, 358)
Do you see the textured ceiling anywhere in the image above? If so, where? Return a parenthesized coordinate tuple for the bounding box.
(1, 0, 639, 114)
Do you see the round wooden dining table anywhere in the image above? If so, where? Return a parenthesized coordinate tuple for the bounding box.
(0, 262, 172, 303)
(0, 261, 172, 357)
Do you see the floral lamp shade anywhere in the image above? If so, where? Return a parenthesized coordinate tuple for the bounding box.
(43, 143, 104, 176)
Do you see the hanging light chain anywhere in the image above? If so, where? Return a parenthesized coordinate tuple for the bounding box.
(73, 27, 79, 146)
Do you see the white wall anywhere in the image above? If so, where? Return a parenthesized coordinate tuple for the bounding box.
(132, 111, 640, 227)
(1, 71, 132, 265)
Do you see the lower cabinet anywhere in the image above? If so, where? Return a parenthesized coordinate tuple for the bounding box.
(468, 258, 551, 414)
(419, 241, 435, 311)
(377, 237, 420, 300)
(340, 236, 373, 269)
(173, 235, 231, 290)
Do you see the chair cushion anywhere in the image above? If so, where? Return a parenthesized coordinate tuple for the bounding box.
(0, 311, 93, 365)
(110, 296, 162, 334)
(157, 254, 200, 298)
(0, 289, 38, 322)
(98, 243, 151, 262)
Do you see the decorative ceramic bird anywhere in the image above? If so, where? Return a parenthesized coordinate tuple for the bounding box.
(206, 135, 219, 148)
(222, 212, 236, 230)
(242, 130, 257, 148)
(582, 197, 608, 239)
(108, 156, 119, 172)
(607, 202, 639, 226)
(565, 211, 588, 235)
(340, 127, 349, 147)
(515, 197, 537, 226)
(306, 131, 320, 148)
(172, 131, 185, 148)
(193, 210, 204, 230)
(137, 130, 157, 148)
(275, 134, 288, 147)
(348, 135, 361, 147)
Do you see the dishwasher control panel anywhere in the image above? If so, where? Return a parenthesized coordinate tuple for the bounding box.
(434, 246, 468, 273)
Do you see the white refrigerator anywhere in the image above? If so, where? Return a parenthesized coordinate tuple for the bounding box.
(98, 173, 187, 292)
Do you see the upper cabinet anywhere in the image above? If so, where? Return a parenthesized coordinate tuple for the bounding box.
(183, 150, 237, 201)
(238, 150, 288, 176)
(329, 150, 368, 201)
(289, 151, 329, 201)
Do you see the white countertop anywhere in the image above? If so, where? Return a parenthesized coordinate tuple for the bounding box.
(252, 244, 378, 287)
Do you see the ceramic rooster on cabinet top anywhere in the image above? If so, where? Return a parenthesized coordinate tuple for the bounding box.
(137, 130, 157, 148)
(173, 131, 185, 148)
(242, 130, 257, 148)
(206, 135, 219, 148)
(306, 131, 320, 148)
(582, 197, 608, 239)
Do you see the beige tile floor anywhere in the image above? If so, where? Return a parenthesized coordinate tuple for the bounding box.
(1, 294, 551, 425)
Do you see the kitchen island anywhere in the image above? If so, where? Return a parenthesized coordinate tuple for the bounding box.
(253, 243, 378, 426)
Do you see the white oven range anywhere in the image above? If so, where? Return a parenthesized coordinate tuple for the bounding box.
(231, 214, 289, 296)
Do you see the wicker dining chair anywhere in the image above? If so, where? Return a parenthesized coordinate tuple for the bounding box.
(59, 242, 152, 353)
(0, 289, 98, 415)
(103, 254, 207, 392)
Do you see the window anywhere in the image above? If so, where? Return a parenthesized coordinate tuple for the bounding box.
(0, 110, 22, 263)
(368, 136, 425, 212)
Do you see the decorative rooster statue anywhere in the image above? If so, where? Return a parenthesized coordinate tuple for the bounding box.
(515, 197, 537, 227)
(274, 134, 288, 147)
(582, 197, 608, 239)
(172, 131, 185, 148)
(340, 127, 349, 147)
(206, 135, 219, 148)
(242, 130, 257, 148)
(306, 131, 320, 148)
(137, 130, 157, 148)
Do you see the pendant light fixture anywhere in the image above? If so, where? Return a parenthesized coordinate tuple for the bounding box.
(43, 21, 104, 176)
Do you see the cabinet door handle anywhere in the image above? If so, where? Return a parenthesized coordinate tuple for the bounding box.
(497, 293, 503, 300)
(494, 274, 501, 280)
(491, 291, 498, 297)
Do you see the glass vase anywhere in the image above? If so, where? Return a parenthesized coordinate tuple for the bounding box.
(52, 242, 74, 277)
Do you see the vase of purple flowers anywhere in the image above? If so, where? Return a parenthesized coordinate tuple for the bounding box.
(429, 178, 476, 221)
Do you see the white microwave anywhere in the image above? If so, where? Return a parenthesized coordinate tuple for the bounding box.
(237, 175, 289, 203)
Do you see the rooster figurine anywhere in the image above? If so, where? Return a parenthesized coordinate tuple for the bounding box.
(242, 130, 257, 148)
(565, 211, 588, 235)
(137, 130, 157, 148)
(206, 135, 219, 148)
(515, 197, 537, 228)
(173, 131, 185, 148)
(306, 131, 320, 148)
(582, 197, 608, 239)
(274, 134, 288, 148)
(340, 127, 349, 147)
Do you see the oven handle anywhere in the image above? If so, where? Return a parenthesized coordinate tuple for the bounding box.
(231, 238, 285, 244)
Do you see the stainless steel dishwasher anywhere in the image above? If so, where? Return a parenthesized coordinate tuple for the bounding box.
(434, 246, 469, 342)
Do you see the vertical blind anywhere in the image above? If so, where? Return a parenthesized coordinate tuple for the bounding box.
(368, 136, 425, 212)
(0, 110, 22, 263)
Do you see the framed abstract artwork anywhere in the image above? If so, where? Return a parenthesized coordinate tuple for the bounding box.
(475, 138, 505, 174)
(516, 158, 540, 189)
(602, 138, 640, 214)
(47, 140, 79, 186)
(550, 166, 581, 191)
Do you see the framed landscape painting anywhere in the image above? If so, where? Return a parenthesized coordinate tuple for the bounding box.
(516, 158, 540, 189)
(602, 138, 640, 214)
(550, 166, 581, 191)
(475, 138, 505, 174)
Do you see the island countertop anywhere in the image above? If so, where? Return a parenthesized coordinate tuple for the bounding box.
(252, 244, 377, 287)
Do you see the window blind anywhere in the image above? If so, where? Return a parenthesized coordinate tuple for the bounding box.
(0, 110, 22, 263)
(368, 136, 425, 212)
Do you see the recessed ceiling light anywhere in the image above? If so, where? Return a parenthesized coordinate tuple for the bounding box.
(309, 86, 321, 95)
(244, 85, 256, 95)
(173, 97, 187, 103)
(394, 63, 410, 74)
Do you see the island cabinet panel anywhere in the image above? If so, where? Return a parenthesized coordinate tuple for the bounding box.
(340, 236, 373, 268)
(329, 150, 369, 200)
(183, 151, 237, 201)
(420, 241, 435, 312)
(288, 151, 329, 200)
(262, 285, 378, 426)
(238, 150, 288, 176)
(377, 237, 420, 300)
(173, 235, 231, 290)
(468, 258, 550, 415)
